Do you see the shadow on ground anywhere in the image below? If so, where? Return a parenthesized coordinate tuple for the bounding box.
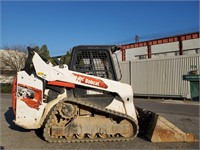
(4, 107, 47, 141)
(4, 107, 30, 132)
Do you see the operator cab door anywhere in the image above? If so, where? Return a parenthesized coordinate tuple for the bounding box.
(69, 45, 117, 80)
(68, 46, 118, 106)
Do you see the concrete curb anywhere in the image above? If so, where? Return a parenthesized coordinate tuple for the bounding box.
(134, 98, 200, 106)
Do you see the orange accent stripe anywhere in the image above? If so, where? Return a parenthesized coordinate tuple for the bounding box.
(12, 77, 17, 115)
(18, 84, 42, 110)
(48, 81, 75, 88)
(21, 98, 42, 110)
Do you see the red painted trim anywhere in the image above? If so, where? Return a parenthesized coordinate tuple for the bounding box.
(121, 32, 200, 49)
(178, 36, 183, 55)
(21, 97, 42, 110)
(12, 77, 17, 115)
(121, 48, 126, 61)
(48, 81, 75, 88)
(147, 42, 151, 59)
(18, 84, 42, 110)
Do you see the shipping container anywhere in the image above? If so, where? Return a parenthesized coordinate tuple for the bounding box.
(120, 54, 200, 99)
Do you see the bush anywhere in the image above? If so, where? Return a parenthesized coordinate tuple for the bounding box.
(1, 83, 12, 93)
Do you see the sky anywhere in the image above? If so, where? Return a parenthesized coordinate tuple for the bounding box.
(1, 1, 199, 56)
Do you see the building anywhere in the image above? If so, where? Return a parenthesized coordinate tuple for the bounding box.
(117, 32, 200, 100)
(117, 32, 200, 61)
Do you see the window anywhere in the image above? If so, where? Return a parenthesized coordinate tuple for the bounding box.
(175, 51, 179, 56)
(196, 48, 200, 54)
(74, 50, 114, 79)
(138, 55, 146, 60)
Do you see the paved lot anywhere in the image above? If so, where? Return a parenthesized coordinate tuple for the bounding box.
(0, 94, 199, 149)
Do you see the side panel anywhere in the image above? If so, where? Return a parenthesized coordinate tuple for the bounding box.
(70, 70, 137, 121)
(14, 71, 46, 129)
(31, 52, 137, 123)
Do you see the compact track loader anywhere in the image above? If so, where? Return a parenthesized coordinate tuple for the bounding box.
(12, 46, 197, 143)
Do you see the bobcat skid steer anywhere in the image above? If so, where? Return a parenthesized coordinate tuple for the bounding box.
(12, 46, 197, 143)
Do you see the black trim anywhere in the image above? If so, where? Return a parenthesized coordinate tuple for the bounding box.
(23, 47, 35, 75)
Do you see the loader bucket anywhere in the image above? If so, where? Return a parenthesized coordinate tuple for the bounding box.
(136, 107, 198, 142)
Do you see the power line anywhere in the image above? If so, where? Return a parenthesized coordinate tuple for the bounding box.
(112, 26, 199, 45)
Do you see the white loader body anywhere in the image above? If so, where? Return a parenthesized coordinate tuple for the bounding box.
(13, 52, 138, 129)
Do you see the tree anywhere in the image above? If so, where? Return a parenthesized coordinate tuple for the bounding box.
(0, 45, 27, 84)
(37, 44, 50, 59)
(0, 50, 26, 72)
(0, 44, 49, 81)
(0, 44, 66, 79)
(1, 44, 27, 53)
(0, 44, 27, 74)
(60, 51, 71, 65)
(32, 44, 58, 65)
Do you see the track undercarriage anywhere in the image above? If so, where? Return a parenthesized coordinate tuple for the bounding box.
(43, 98, 138, 143)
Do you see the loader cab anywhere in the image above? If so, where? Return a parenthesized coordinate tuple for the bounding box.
(68, 45, 121, 81)
(68, 45, 122, 103)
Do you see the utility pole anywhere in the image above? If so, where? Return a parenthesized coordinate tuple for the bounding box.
(135, 35, 139, 43)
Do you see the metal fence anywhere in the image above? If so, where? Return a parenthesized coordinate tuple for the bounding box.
(119, 54, 200, 99)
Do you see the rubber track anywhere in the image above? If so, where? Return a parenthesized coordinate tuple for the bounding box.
(43, 97, 139, 143)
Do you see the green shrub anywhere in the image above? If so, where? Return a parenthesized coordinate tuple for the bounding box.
(1, 83, 12, 93)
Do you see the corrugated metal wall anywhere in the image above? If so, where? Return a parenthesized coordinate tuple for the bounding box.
(119, 61, 131, 84)
(120, 54, 200, 99)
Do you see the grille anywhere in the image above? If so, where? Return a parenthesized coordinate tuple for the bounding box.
(74, 50, 113, 79)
